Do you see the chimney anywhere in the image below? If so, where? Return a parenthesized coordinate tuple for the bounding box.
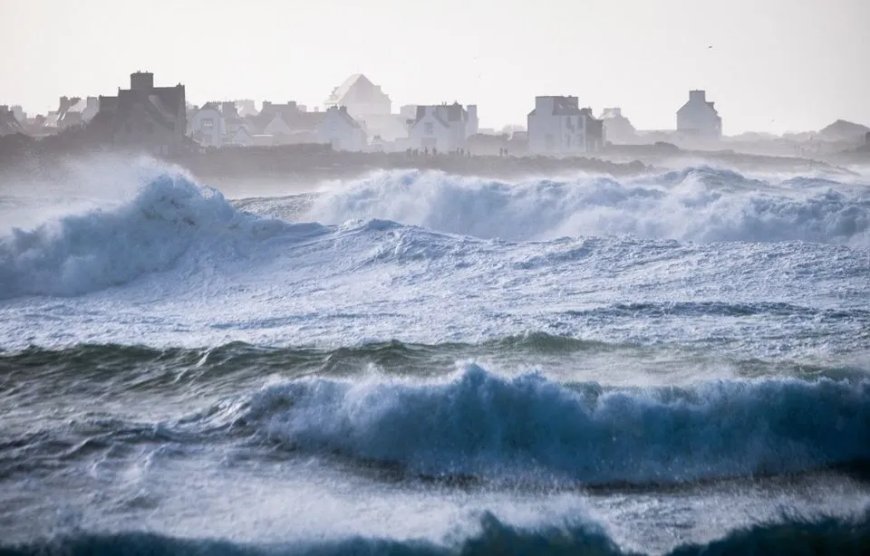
(689, 90, 706, 102)
(221, 101, 238, 117)
(130, 71, 154, 91)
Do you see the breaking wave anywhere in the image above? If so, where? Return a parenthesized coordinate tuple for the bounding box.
(240, 364, 870, 485)
(2, 511, 867, 556)
(0, 171, 324, 298)
(307, 168, 870, 245)
(2, 165, 867, 300)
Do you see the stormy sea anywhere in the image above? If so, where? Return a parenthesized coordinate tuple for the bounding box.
(0, 162, 868, 555)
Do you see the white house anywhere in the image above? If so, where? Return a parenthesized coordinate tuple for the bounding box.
(599, 107, 636, 144)
(324, 74, 409, 142)
(676, 90, 721, 138)
(189, 101, 262, 147)
(189, 103, 226, 147)
(316, 106, 366, 151)
(407, 102, 478, 152)
(325, 74, 391, 119)
(527, 96, 604, 154)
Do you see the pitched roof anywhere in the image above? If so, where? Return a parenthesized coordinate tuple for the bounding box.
(325, 106, 363, 130)
(528, 96, 583, 117)
(326, 74, 387, 105)
(0, 107, 23, 136)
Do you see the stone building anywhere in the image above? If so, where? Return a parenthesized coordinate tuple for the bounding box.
(676, 90, 722, 138)
(94, 71, 187, 154)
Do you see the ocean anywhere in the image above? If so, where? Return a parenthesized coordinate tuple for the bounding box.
(0, 163, 868, 554)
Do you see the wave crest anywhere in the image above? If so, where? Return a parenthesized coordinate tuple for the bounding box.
(2, 511, 867, 556)
(0, 171, 323, 298)
(307, 169, 870, 245)
(240, 365, 870, 485)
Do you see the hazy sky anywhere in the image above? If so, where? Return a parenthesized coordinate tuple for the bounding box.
(1, 0, 868, 134)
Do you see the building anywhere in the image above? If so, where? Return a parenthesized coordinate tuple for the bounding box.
(187, 101, 256, 147)
(599, 107, 636, 144)
(325, 74, 391, 119)
(676, 90, 722, 138)
(95, 71, 187, 154)
(0, 105, 24, 136)
(316, 106, 367, 151)
(527, 96, 604, 154)
(240, 101, 367, 150)
(188, 102, 226, 147)
(325, 74, 408, 142)
(56, 96, 100, 129)
(407, 102, 478, 152)
(10, 105, 26, 124)
(244, 101, 320, 145)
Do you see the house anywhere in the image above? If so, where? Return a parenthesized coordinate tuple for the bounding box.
(599, 107, 636, 144)
(316, 106, 366, 151)
(676, 90, 721, 138)
(240, 101, 366, 150)
(187, 101, 257, 147)
(228, 125, 254, 147)
(95, 71, 187, 154)
(325, 74, 391, 119)
(244, 101, 321, 145)
(189, 102, 226, 147)
(527, 96, 604, 154)
(0, 106, 24, 136)
(10, 105, 26, 124)
(57, 96, 100, 129)
(407, 102, 478, 152)
(325, 74, 408, 142)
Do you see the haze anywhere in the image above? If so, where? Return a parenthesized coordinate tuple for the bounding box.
(1, 0, 868, 134)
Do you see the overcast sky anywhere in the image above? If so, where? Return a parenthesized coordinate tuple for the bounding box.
(1, 0, 867, 134)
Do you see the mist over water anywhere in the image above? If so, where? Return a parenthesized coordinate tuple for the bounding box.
(1, 161, 868, 555)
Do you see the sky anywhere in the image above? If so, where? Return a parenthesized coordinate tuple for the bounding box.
(1, 0, 868, 134)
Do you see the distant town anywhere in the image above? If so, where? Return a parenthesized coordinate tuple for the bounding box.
(1, 71, 869, 178)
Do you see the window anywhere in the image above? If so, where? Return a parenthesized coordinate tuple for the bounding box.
(424, 122, 434, 135)
(202, 119, 214, 129)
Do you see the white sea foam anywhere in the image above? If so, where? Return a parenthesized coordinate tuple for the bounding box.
(0, 170, 322, 298)
(307, 168, 870, 245)
(0, 166, 866, 360)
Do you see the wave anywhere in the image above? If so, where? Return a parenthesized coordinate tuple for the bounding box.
(0, 170, 325, 298)
(2, 165, 867, 302)
(238, 365, 870, 485)
(1, 511, 866, 556)
(4, 336, 863, 390)
(306, 168, 870, 245)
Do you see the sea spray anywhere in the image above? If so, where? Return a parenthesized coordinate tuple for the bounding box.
(307, 168, 870, 245)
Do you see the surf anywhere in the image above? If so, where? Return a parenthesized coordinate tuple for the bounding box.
(235, 364, 870, 485)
